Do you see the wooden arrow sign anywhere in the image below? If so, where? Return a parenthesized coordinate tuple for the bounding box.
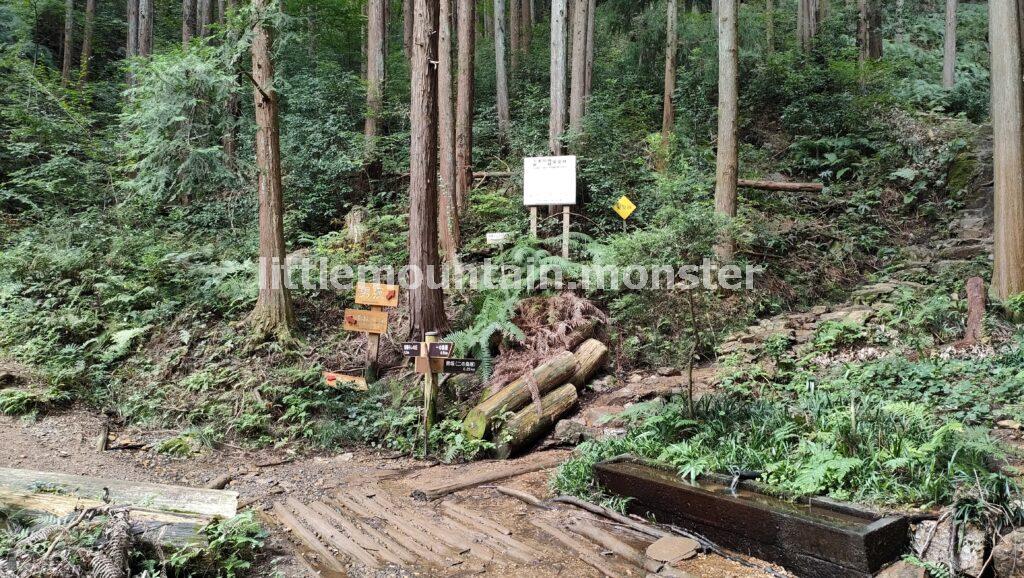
(354, 282, 399, 308)
(443, 358, 482, 374)
(343, 309, 388, 334)
(427, 342, 454, 358)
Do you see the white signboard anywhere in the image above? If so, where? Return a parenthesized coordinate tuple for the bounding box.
(486, 232, 514, 245)
(523, 156, 577, 206)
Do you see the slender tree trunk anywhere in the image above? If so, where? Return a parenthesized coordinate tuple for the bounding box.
(522, 0, 532, 50)
(80, 0, 95, 81)
(857, 0, 882, 61)
(714, 0, 738, 262)
(222, 0, 239, 166)
(941, 0, 957, 88)
(249, 0, 296, 340)
(138, 0, 153, 56)
(991, 0, 1024, 300)
(797, 0, 817, 51)
(765, 0, 774, 53)
(403, 0, 414, 58)
(438, 0, 461, 265)
(657, 0, 678, 173)
(409, 0, 450, 337)
(895, 0, 905, 42)
(183, 0, 196, 46)
(510, 0, 520, 71)
(126, 0, 138, 83)
(568, 0, 588, 135)
(455, 0, 475, 215)
(583, 0, 595, 102)
(61, 0, 74, 86)
(365, 0, 387, 161)
(198, 0, 213, 36)
(549, 0, 569, 154)
(494, 0, 511, 141)
(217, 0, 225, 22)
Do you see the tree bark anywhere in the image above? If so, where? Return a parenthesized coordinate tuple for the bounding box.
(510, 0, 520, 71)
(942, 0, 957, 88)
(737, 179, 823, 191)
(658, 0, 678, 173)
(61, 0, 74, 86)
(126, 0, 138, 83)
(991, 0, 1024, 300)
(857, 0, 882, 61)
(138, 0, 153, 56)
(568, 338, 608, 387)
(583, 0, 595, 103)
(403, 0, 414, 58)
(409, 0, 450, 339)
(438, 0, 461, 265)
(765, 0, 774, 53)
(183, 0, 196, 46)
(222, 0, 239, 166)
(522, 0, 533, 50)
(463, 351, 578, 439)
(80, 0, 95, 81)
(714, 0, 738, 262)
(568, 0, 588, 136)
(549, 0, 569, 155)
(494, 0, 511, 141)
(248, 0, 296, 340)
(198, 0, 213, 36)
(365, 0, 387, 161)
(797, 0, 817, 51)
(455, 0, 475, 215)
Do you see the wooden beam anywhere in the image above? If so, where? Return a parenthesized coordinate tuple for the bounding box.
(737, 179, 824, 192)
(409, 451, 566, 500)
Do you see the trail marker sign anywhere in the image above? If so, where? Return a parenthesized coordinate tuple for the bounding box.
(443, 358, 482, 374)
(613, 196, 636, 220)
(354, 282, 399, 307)
(345, 282, 400, 382)
(523, 156, 577, 206)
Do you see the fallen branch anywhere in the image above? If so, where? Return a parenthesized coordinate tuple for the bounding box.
(550, 495, 666, 539)
(530, 518, 623, 578)
(495, 485, 551, 509)
(204, 474, 233, 490)
(410, 452, 565, 501)
(737, 179, 824, 192)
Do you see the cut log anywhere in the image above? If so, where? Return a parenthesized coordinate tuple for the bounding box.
(737, 179, 824, 192)
(204, 473, 233, 490)
(550, 495, 667, 539)
(409, 451, 566, 500)
(962, 276, 986, 344)
(463, 351, 578, 439)
(531, 518, 626, 577)
(495, 485, 550, 509)
(569, 338, 608, 387)
(493, 383, 578, 459)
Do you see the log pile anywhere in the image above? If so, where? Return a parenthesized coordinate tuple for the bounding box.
(463, 338, 610, 458)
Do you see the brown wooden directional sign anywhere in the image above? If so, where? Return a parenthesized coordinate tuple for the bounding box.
(443, 358, 482, 374)
(354, 282, 399, 308)
(401, 342, 423, 357)
(343, 309, 388, 334)
(414, 356, 445, 373)
(428, 342, 454, 358)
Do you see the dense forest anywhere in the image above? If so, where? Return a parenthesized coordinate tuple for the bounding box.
(2, 0, 1024, 575)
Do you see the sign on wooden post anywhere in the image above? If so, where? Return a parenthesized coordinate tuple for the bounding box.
(523, 156, 577, 255)
(343, 282, 400, 383)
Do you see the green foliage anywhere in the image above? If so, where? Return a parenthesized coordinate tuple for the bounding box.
(448, 290, 525, 378)
(165, 511, 268, 578)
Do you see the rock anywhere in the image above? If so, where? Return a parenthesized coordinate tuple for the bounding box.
(851, 282, 899, 303)
(993, 528, 1024, 578)
(913, 515, 986, 577)
(553, 419, 595, 445)
(810, 305, 829, 315)
(587, 375, 617, 392)
(338, 452, 354, 461)
(628, 374, 643, 384)
(656, 366, 680, 377)
(582, 406, 626, 428)
(819, 306, 874, 326)
(998, 420, 1023, 431)
(646, 536, 699, 563)
(876, 560, 926, 578)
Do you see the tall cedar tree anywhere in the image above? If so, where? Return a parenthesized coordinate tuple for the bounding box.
(248, 0, 297, 339)
(858, 0, 882, 61)
(991, 0, 1024, 300)
(714, 0, 739, 261)
(942, 0, 957, 88)
(79, 0, 96, 81)
(549, 0, 568, 155)
(138, 0, 153, 56)
(409, 0, 450, 337)
(438, 0, 461, 265)
(365, 0, 386, 160)
(455, 0, 475, 214)
(658, 0, 678, 172)
(494, 0, 511, 141)
(183, 0, 197, 46)
(61, 0, 74, 86)
(567, 0, 588, 135)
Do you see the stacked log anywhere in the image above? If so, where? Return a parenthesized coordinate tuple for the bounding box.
(463, 336, 611, 458)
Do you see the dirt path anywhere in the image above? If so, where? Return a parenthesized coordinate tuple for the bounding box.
(0, 410, 783, 577)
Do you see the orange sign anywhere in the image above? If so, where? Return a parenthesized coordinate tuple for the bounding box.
(324, 372, 369, 391)
(343, 309, 389, 334)
(354, 282, 399, 308)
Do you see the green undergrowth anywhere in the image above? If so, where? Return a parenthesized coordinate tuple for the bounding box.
(555, 283, 1024, 535)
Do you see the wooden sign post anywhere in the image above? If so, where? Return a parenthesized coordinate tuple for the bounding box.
(344, 282, 399, 382)
(406, 335, 480, 455)
(421, 332, 439, 452)
(524, 156, 577, 257)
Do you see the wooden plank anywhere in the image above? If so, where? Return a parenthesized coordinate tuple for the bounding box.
(354, 282, 400, 307)
(362, 488, 490, 560)
(310, 501, 408, 566)
(332, 493, 450, 566)
(286, 498, 380, 568)
(439, 502, 540, 564)
(321, 498, 419, 565)
(0, 467, 237, 519)
(343, 308, 389, 334)
(531, 518, 625, 578)
(409, 451, 566, 500)
(737, 178, 824, 192)
(341, 492, 459, 562)
(272, 502, 348, 574)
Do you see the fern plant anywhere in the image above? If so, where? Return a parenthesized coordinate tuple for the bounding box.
(447, 290, 525, 378)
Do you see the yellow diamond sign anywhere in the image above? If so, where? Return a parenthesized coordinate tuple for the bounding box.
(612, 196, 636, 220)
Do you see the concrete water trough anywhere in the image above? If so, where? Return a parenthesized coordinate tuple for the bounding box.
(594, 455, 909, 578)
